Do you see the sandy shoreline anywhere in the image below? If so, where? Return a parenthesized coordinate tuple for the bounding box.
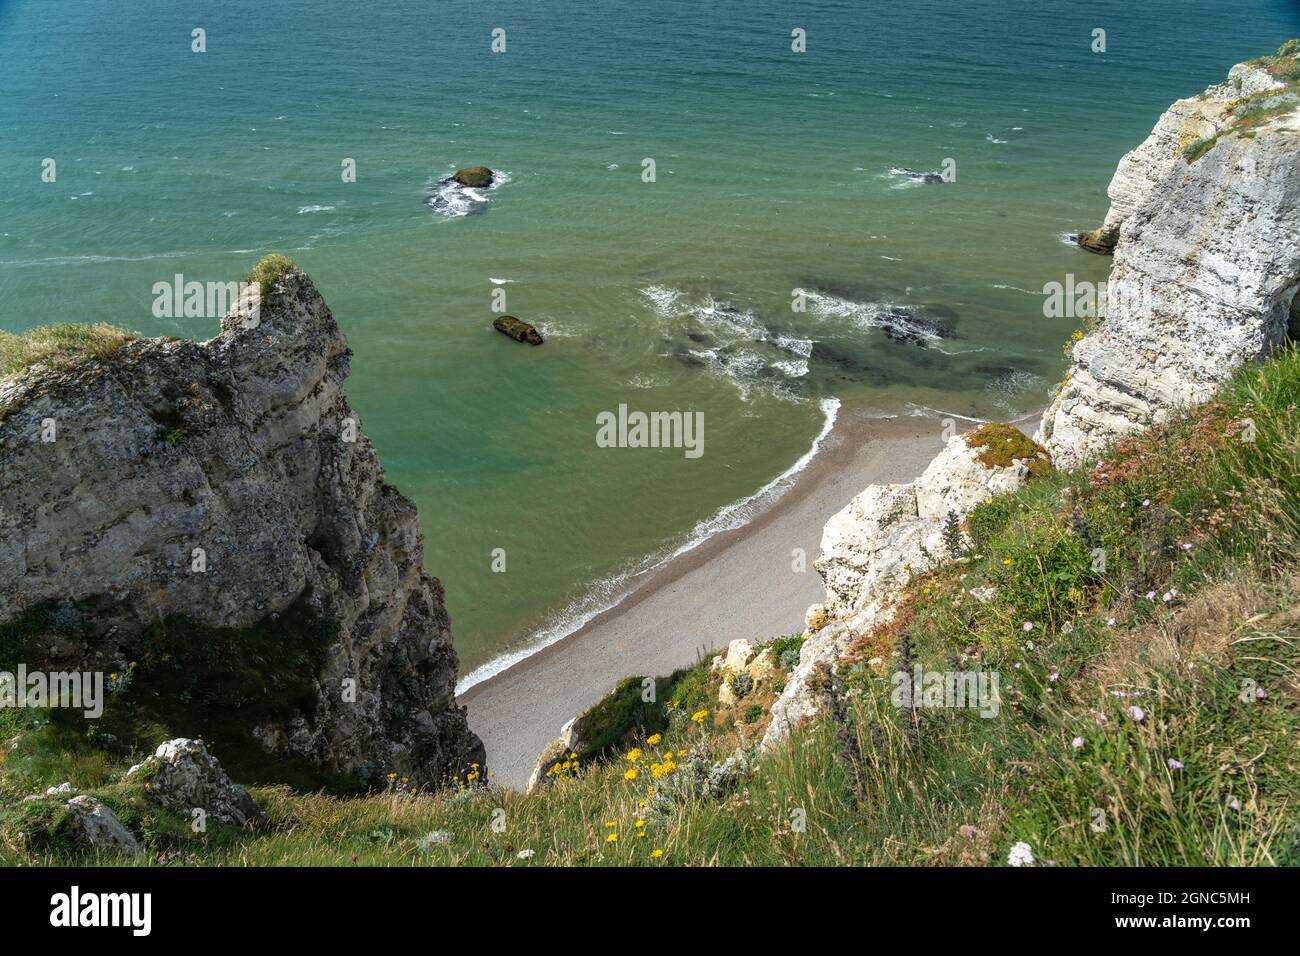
(459, 405, 990, 789)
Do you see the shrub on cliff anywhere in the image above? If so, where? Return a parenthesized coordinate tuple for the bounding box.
(245, 253, 296, 298)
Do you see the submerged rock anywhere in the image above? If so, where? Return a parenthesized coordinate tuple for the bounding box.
(493, 315, 544, 346)
(451, 166, 494, 187)
(891, 166, 946, 185)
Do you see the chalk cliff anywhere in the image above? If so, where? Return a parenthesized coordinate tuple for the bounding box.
(0, 268, 484, 786)
(1046, 50, 1300, 467)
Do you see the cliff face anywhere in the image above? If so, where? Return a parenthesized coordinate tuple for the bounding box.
(763, 48, 1300, 747)
(0, 269, 484, 785)
(1042, 55, 1300, 468)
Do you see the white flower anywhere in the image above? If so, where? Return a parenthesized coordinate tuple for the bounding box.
(1049, 672, 1060, 683)
(1145, 591, 1156, 600)
(1071, 736, 1085, 749)
(1166, 758, 1183, 770)
(1106, 618, 1116, 627)
(517, 848, 534, 859)
(1023, 622, 1034, 632)
(1126, 705, 1145, 722)
(1228, 797, 1241, 812)
(1007, 841, 1035, 867)
(1142, 499, 1150, 508)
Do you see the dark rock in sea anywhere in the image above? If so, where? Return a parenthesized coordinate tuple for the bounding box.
(452, 166, 494, 188)
(493, 315, 544, 346)
(1074, 226, 1118, 255)
(880, 306, 957, 346)
(892, 166, 946, 184)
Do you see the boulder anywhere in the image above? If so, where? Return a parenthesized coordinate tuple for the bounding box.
(133, 738, 264, 828)
(493, 315, 544, 346)
(721, 638, 756, 673)
(451, 166, 494, 188)
(1074, 227, 1118, 256)
(804, 603, 829, 634)
(64, 795, 140, 856)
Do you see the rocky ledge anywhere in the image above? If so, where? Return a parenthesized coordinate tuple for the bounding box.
(0, 266, 484, 787)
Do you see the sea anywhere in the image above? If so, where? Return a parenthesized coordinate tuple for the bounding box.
(2, 0, 1297, 686)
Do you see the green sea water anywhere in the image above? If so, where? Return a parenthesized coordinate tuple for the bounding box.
(2, 0, 1297, 683)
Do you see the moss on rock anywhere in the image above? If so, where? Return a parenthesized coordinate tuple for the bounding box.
(966, 422, 1051, 478)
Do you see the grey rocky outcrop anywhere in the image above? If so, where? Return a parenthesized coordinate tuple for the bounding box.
(130, 738, 263, 828)
(0, 267, 484, 786)
(64, 795, 141, 855)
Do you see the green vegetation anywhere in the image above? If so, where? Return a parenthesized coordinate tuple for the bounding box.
(0, 594, 353, 797)
(245, 253, 296, 298)
(965, 421, 1052, 478)
(0, 323, 135, 380)
(3, 350, 1298, 866)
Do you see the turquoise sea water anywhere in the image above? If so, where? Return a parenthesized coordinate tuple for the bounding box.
(3, 0, 1298, 682)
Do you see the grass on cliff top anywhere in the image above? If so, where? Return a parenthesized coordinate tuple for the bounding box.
(0, 323, 135, 380)
(246, 253, 296, 298)
(2, 350, 1297, 866)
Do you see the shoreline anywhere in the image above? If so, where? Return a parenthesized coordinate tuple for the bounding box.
(461, 403, 1040, 789)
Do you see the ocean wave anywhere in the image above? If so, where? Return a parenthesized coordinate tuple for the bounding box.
(297, 204, 335, 214)
(993, 283, 1046, 295)
(986, 133, 1009, 144)
(455, 397, 842, 694)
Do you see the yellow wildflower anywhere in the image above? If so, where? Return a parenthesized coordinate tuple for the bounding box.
(646, 733, 662, 746)
(651, 849, 664, 858)
(624, 767, 639, 780)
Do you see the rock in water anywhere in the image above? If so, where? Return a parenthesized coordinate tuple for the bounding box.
(452, 166, 494, 187)
(1074, 226, 1118, 256)
(0, 266, 485, 788)
(493, 315, 544, 346)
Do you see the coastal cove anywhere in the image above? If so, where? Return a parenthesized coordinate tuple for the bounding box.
(2, 0, 1298, 695)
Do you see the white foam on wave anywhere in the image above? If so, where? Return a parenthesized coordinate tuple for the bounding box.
(993, 283, 1046, 295)
(986, 133, 1009, 144)
(639, 284, 684, 316)
(298, 204, 335, 214)
(455, 396, 842, 695)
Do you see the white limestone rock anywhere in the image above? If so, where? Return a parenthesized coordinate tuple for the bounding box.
(1040, 64, 1300, 467)
(64, 795, 141, 856)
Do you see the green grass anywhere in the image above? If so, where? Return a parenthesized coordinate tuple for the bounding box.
(245, 254, 296, 298)
(3, 350, 1298, 866)
(0, 323, 135, 380)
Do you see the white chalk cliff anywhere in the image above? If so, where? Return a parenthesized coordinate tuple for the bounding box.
(764, 48, 1300, 748)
